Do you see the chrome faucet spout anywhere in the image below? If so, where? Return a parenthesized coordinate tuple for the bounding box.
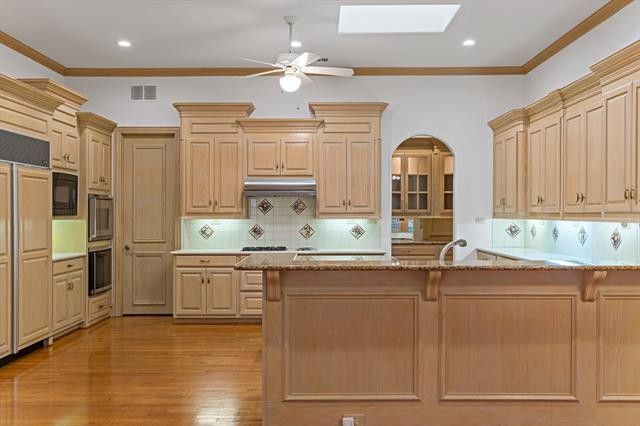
(439, 239, 467, 263)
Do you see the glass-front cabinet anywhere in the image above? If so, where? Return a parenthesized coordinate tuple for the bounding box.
(440, 154, 454, 215)
(391, 152, 432, 215)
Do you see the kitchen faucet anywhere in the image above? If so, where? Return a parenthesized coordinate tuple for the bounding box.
(439, 239, 467, 262)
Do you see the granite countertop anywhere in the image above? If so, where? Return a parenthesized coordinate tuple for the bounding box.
(171, 248, 387, 256)
(391, 239, 449, 245)
(478, 247, 640, 267)
(233, 253, 640, 271)
(52, 252, 86, 262)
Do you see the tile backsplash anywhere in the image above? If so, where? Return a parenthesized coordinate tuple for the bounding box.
(182, 197, 381, 250)
(52, 219, 87, 254)
(493, 218, 640, 263)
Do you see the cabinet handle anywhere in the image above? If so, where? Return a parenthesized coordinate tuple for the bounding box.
(70, 282, 74, 290)
(209, 200, 212, 206)
(575, 193, 580, 203)
(625, 188, 630, 200)
(275, 163, 279, 170)
(281, 162, 284, 170)
(348, 199, 351, 206)
(201, 275, 205, 284)
(631, 188, 636, 200)
(580, 192, 585, 203)
(342, 199, 346, 206)
(207, 276, 211, 284)
(214, 200, 218, 207)
(199, 259, 211, 263)
(67, 263, 73, 268)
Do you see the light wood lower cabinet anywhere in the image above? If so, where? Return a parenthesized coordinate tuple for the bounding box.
(52, 258, 85, 334)
(0, 163, 11, 359)
(173, 256, 262, 319)
(87, 290, 112, 327)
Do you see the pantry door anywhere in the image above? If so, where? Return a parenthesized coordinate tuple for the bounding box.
(119, 128, 178, 315)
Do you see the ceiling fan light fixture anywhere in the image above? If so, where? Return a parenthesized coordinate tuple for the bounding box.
(290, 40, 302, 48)
(279, 72, 302, 92)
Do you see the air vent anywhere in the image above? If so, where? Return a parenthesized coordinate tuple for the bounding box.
(130, 85, 157, 101)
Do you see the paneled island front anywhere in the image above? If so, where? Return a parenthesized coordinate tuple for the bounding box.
(235, 253, 640, 426)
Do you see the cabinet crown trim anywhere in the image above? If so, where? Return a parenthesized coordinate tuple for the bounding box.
(525, 89, 564, 121)
(0, 74, 63, 112)
(19, 78, 88, 108)
(309, 102, 388, 117)
(590, 40, 640, 85)
(173, 102, 255, 117)
(237, 118, 324, 133)
(76, 112, 117, 132)
(559, 73, 601, 106)
(488, 108, 528, 131)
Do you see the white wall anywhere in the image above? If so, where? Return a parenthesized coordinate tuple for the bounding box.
(524, 1, 640, 104)
(65, 74, 525, 258)
(0, 44, 64, 80)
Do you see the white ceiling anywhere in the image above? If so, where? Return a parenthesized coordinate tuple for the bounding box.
(0, 0, 609, 68)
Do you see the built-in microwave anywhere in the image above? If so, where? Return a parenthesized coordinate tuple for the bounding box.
(52, 172, 78, 216)
(88, 247, 112, 296)
(88, 195, 113, 241)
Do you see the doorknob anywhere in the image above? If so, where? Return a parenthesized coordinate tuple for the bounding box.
(124, 245, 131, 250)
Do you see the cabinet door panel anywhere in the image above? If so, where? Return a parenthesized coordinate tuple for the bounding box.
(281, 136, 313, 176)
(584, 102, 605, 212)
(347, 137, 377, 214)
(0, 165, 10, 358)
(88, 132, 103, 192)
(543, 121, 561, 213)
(53, 275, 70, 331)
(184, 138, 214, 214)
(528, 129, 544, 212)
(174, 268, 206, 315)
(318, 139, 347, 213)
(503, 136, 519, 214)
(404, 153, 431, 215)
(206, 269, 236, 315)
(68, 271, 85, 325)
(214, 137, 243, 214)
(391, 155, 404, 214)
(101, 137, 112, 191)
(62, 130, 79, 172)
(247, 136, 280, 176)
(563, 112, 584, 213)
(604, 84, 633, 212)
(0, 262, 10, 358)
(493, 139, 505, 213)
(634, 80, 640, 212)
(50, 126, 64, 168)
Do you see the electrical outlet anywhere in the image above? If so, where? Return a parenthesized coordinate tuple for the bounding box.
(343, 414, 364, 426)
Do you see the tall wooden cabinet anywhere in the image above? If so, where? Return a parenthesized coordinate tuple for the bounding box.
(310, 103, 387, 218)
(20, 79, 88, 174)
(77, 112, 117, 196)
(0, 163, 11, 360)
(174, 103, 255, 217)
(489, 109, 527, 217)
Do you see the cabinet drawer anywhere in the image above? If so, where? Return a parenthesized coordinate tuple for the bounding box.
(88, 291, 111, 321)
(239, 292, 262, 316)
(175, 255, 238, 267)
(53, 257, 84, 275)
(391, 244, 441, 257)
(240, 271, 263, 291)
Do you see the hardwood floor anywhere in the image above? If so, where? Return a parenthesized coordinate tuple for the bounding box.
(0, 317, 262, 425)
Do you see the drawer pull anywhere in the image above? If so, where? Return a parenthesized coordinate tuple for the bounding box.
(67, 264, 74, 268)
(199, 259, 211, 263)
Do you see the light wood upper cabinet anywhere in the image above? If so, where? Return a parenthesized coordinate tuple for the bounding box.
(391, 151, 432, 216)
(0, 163, 11, 359)
(77, 112, 117, 196)
(247, 135, 280, 176)
(185, 138, 215, 214)
(16, 166, 52, 349)
(281, 136, 314, 176)
(245, 131, 316, 177)
(318, 138, 348, 214)
(215, 137, 243, 214)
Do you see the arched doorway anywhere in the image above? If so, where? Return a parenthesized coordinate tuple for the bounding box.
(390, 135, 455, 260)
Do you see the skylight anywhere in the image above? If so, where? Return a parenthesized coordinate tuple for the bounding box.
(338, 4, 461, 34)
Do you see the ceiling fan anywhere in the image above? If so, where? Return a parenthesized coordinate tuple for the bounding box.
(240, 15, 354, 93)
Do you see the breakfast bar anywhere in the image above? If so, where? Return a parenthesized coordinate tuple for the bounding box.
(235, 253, 640, 426)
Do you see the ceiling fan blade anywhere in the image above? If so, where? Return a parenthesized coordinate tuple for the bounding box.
(237, 57, 280, 67)
(244, 69, 284, 78)
(296, 71, 313, 85)
(292, 52, 321, 68)
(301, 66, 354, 77)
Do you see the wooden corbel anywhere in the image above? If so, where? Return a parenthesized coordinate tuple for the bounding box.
(424, 271, 443, 301)
(582, 270, 608, 302)
(266, 270, 281, 302)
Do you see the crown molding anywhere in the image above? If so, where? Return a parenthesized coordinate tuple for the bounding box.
(0, 1, 632, 77)
(19, 78, 88, 108)
(487, 108, 528, 131)
(309, 102, 388, 118)
(521, 0, 633, 73)
(76, 112, 117, 133)
(236, 118, 324, 133)
(525, 90, 565, 121)
(0, 74, 63, 112)
(173, 102, 255, 118)
(559, 73, 602, 107)
(590, 40, 640, 85)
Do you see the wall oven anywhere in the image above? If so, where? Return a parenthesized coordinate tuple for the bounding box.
(88, 195, 113, 241)
(52, 172, 78, 216)
(89, 247, 112, 296)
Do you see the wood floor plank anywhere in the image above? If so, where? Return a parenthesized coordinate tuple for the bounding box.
(0, 317, 262, 425)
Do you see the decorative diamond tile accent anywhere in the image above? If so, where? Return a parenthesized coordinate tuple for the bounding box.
(505, 223, 521, 239)
(611, 228, 622, 251)
(248, 224, 265, 240)
(298, 224, 315, 240)
(291, 198, 307, 215)
(530, 225, 537, 240)
(257, 199, 273, 215)
(198, 224, 214, 240)
(577, 226, 588, 247)
(552, 225, 560, 243)
(350, 224, 366, 240)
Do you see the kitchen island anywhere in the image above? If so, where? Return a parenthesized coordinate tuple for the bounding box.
(235, 253, 640, 426)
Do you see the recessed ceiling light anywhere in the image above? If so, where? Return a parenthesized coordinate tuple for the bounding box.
(462, 39, 476, 47)
(290, 40, 302, 48)
(117, 40, 131, 47)
(338, 4, 460, 34)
